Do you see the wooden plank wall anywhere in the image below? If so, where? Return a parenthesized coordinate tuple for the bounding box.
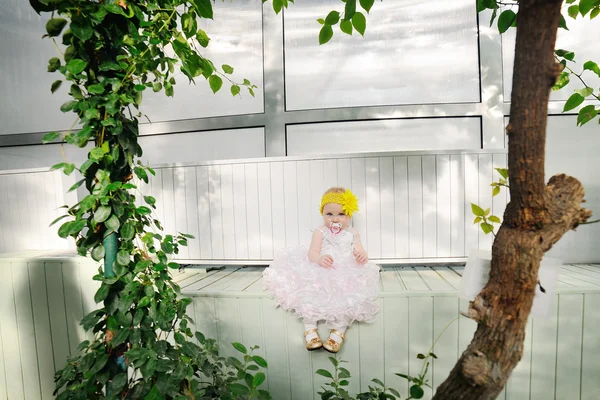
(1, 258, 600, 399)
(190, 292, 600, 400)
(0, 169, 76, 254)
(132, 152, 509, 262)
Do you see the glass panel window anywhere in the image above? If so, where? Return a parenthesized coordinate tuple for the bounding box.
(284, 0, 480, 110)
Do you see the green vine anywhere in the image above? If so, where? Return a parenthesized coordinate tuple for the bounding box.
(33, 0, 266, 398)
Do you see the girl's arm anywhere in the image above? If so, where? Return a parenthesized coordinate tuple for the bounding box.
(352, 230, 368, 264)
(308, 229, 333, 267)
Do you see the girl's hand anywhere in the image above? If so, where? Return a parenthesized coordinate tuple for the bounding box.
(318, 254, 334, 268)
(353, 250, 368, 264)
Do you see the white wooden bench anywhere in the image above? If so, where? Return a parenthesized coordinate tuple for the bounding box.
(2, 253, 599, 400)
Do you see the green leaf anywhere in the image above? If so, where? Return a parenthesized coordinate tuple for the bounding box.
(231, 84, 241, 96)
(117, 250, 130, 266)
(340, 19, 353, 35)
(552, 71, 570, 91)
(105, 214, 120, 233)
(108, 373, 128, 393)
(67, 59, 87, 75)
(137, 206, 152, 215)
(559, 14, 569, 30)
(416, 353, 426, 359)
(471, 203, 485, 217)
(568, 5, 579, 19)
(492, 186, 501, 197)
(208, 75, 223, 93)
(360, 0, 375, 13)
(48, 57, 61, 72)
(488, 215, 502, 224)
(60, 100, 77, 113)
(563, 92, 585, 111)
(319, 25, 334, 45)
(325, 11, 340, 25)
(191, 0, 213, 19)
(196, 29, 210, 47)
(495, 167, 509, 179)
(46, 18, 67, 37)
(344, 0, 356, 20)
(43, 131, 61, 144)
(372, 378, 384, 387)
(577, 104, 598, 126)
(338, 367, 351, 379)
(410, 385, 425, 399)
(579, 0, 599, 16)
(229, 383, 250, 396)
(51, 80, 62, 93)
(222, 64, 234, 74)
(481, 222, 494, 235)
(575, 87, 594, 97)
(272, 0, 283, 14)
(253, 372, 266, 388)
(94, 283, 110, 303)
(152, 82, 162, 92)
(232, 342, 247, 354)
(95, 205, 111, 223)
(352, 12, 367, 36)
(555, 49, 575, 61)
(497, 10, 516, 34)
(316, 369, 333, 378)
(70, 18, 93, 41)
(121, 221, 135, 240)
(317, 18, 325, 25)
(140, 358, 157, 379)
(591, 7, 600, 19)
(252, 355, 268, 368)
(87, 83, 104, 95)
(583, 61, 600, 77)
(91, 244, 105, 262)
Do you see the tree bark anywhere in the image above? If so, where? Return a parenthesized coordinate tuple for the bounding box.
(433, 1, 592, 399)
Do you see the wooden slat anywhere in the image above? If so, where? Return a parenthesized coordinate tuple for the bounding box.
(422, 156, 437, 258)
(185, 166, 201, 259)
(244, 275, 266, 292)
(431, 266, 462, 290)
(0, 312, 6, 400)
(477, 154, 493, 251)
(530, 296, 558, 400)
(463, 154, 479, 255)
(244, 164, 261, 259)
(380, 268, 406, 292)
(282, 310, 313, 400)
(556, 270, 600, 288)
(0, 176, 12, 252)
(436, 155, 451, 258)
(296, 161, 312, 247)
(416, 267, 455, 291)
(232, 164, 249, 259)
(407, 156, 423, 258)
(198, 267, 256, 292)
(384, 297, 410, 397)
(214, 298, 241, 359)
(239, 298, 268, 389)
(208, 165, 224, 259)
(192, 297, 218, 340)
(560, 265, 600, 286)
(365, 157, 381, 258)
(1, 262, 25, 399)
(506, 316, 533, 399)
(351, 158, 367, 251)
(258, 163, 274, 259)
(555, 294, 584, 400)
(397, 267, 430, 291)
(282, 162, 299, 248)
(222, 268, 263, 291)
(45, 262, 71, 370)
(220, 164, 236, 259)
(393, 157, 409, 259)
(380, 157, 395, 258)
(12, 262, 42, 400)
(173, 167, 189, 259)
(581, 293, 600, 399)
(61, 261, 86, 355)
(196, 165, 213, 259)
(183, 268, 240, 292)
(432, 298, 460, 394)
(450, 155, 465, 257)
(408, 297, 434, 400)
(270, 162, 286, 256)
(261, 300, 292, 398)
(359, 298, 385, 391)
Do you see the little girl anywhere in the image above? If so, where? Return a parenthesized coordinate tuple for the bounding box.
(263, 187, 380, 353)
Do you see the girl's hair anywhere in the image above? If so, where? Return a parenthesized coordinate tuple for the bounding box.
(323, 187, 346, 195)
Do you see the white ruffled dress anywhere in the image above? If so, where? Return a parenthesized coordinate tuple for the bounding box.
(262, 226, 380, 329)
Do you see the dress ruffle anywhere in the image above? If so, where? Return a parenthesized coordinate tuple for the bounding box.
(262, 245, 380, 329)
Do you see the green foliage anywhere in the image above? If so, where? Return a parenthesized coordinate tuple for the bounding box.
(316, 351, 435, 400)
(34, 0, 268, 398)
(471, 168, 508, 236)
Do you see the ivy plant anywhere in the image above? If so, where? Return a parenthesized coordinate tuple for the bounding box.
(32, 0, 267, 398)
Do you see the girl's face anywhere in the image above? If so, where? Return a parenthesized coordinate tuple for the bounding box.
(322, 202, 350, 229)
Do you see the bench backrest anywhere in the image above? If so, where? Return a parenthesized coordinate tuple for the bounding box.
(133, 150, 508, 264)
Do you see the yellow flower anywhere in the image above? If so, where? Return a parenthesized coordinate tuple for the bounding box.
(342, 189, 359, 217)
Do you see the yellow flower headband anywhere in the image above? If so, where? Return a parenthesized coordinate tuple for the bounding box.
(320, 189, 359, 217)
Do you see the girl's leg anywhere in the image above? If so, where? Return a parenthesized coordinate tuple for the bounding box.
(304, 321, 318, 342)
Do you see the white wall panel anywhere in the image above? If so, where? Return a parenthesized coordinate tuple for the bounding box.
(284, 0, 479, 110)
(286, 117, 481, 156)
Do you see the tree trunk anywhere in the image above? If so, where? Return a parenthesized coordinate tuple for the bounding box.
(432, 1, 592, 399)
